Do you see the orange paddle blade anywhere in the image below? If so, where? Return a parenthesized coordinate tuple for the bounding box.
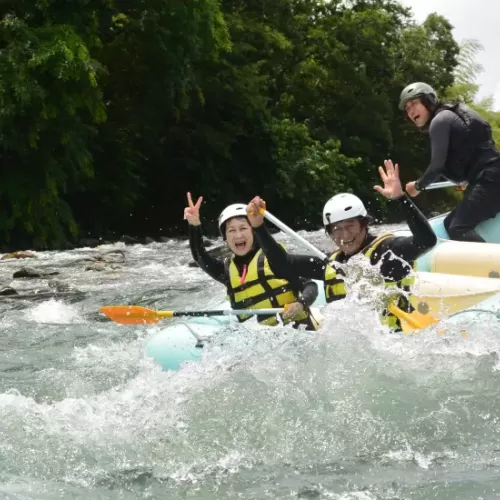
(388, 304, 439, 334)
(100, 306, 173, 325)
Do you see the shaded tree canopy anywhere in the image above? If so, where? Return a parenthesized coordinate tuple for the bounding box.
(2, 0, 493, 249)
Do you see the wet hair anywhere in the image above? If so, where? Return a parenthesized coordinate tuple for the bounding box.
(360, 215, 374, 227)
(421, 94, 440, 112)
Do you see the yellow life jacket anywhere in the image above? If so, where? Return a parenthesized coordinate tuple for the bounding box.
(224, 248, 313, 327)
(323, 233, 416, 330)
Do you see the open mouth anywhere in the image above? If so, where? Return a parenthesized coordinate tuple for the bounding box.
(235, 242, 246, 251)
(412, 114, 420, 122)
(341, 238, 355, 246)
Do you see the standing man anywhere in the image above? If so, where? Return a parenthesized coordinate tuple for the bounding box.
(400, 81, 500, 242)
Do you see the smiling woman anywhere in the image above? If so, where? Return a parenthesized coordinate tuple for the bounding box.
(218, 205, 254, 256)
(183, 194, 320, 330)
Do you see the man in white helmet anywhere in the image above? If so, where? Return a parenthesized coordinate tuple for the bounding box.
(246, 160, 437, 331)
(183, 193, 320, 330)
(400, 81, 500, 242)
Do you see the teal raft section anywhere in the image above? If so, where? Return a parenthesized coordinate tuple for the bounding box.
(416, 211, 500, 272)
(145, 284, 326, 372)
(144, 316, 230, 371)
(146, 211, 500, 372)
(428, 209, 500, 243)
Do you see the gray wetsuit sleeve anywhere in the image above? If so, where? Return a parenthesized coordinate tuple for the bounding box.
(417, 110, 457, 189)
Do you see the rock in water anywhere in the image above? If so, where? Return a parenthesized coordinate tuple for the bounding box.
(1, 251, 37, 260)
(12, 267, 60, 279)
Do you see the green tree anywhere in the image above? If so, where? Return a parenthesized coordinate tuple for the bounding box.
(0, 0, 466, 247)
(0, 15, 106, 248)
(443, 38, 500, 146)
(72, 0, 231, 238)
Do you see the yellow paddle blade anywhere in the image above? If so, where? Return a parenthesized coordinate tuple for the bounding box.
(100, 306, 173, 325)
(388, 304, 439, 334)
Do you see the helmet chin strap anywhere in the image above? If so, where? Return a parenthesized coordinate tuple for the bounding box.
(419, 96, 439, 131)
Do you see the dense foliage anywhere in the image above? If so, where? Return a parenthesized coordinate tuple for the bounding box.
(0, 0, 495, 248)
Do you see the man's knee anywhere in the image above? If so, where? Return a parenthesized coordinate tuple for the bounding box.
(447, 221, 485, 242)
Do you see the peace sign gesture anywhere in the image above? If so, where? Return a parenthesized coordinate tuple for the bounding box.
(184, 192, 203, 226)
(373, 159, 404, 200)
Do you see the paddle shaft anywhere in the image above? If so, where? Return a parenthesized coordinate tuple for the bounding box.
(167, 308, 285, 318)
(262, 211, 328, 262)
(426, 180, 466, 190)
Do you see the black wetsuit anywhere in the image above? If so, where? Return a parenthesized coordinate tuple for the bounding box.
(416, 103, 500, 242)
(253, 194, 437, 289)
(188, 225, 319, 328)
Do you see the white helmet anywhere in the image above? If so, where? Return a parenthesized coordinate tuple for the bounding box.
(218, 203, 248, 236)
(322, 193, 367, 227)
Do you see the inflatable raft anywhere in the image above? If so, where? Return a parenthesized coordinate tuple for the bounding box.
(145, 211, 500, 371)
(414, 210, 500, 277)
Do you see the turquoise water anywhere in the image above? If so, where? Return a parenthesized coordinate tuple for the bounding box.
(0, 228, 500, 499)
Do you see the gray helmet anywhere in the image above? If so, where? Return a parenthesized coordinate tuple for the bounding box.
(398, 82, 437, 110)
